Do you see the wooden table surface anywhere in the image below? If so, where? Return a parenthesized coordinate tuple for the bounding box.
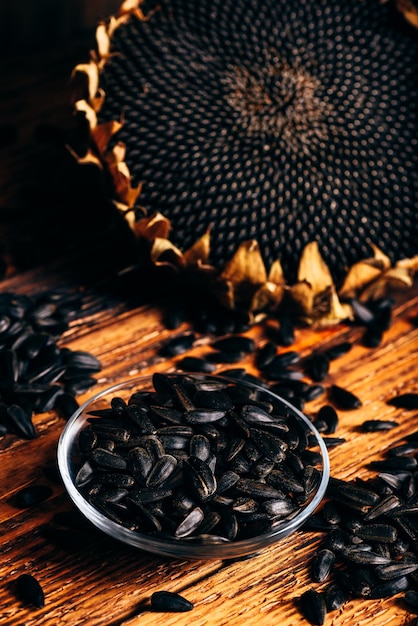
(0, 35, 418, 626)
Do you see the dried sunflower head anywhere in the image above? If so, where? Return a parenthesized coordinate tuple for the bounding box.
(72, 0, 418, 323)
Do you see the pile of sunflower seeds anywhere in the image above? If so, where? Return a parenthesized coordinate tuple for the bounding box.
(298, 413, 418, 625)
(75, 372, 324, 543)
(0, 290, 103, 439)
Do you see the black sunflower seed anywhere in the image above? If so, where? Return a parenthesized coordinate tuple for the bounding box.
(405, 590, 418, 610)
(151, 590, 194, 612)
(387, 393, 418, 410)
(323, 582, 345, 612)
(315, 405, 338, 434)
(159, 332, 196, 357)
(368, 457, 418, 471)
(185, 408, 227, 424)
(364, 495, 402, 521)
(354, 523, 398, 543)
(340, 547, 392, 566)
(328, 384, 362, 410)
(375, 562, 418, 580)
(175, 356, 216, 373)
(350, 298, 375, 325)
(6, 403, 36, 439)
(328, 478, 380, 506)
(210, 335, 255, 354)
(311, 548, 336, 582)
(387, 442, 418, 457)
(206, 350, 245, 364)
(262, 498, 295, 518)
(36, 384, 66, 413)
(127, 487, 172, 505)
(304, 353, 330, 382)
(322, 437, 346, 449)
(303, 385, 325, 402)
(361, 420, 399, 432)
(15, 573, 45, 608)
(64, 376, 97, 395)
(146, 454, 178, 487)
(184, 456, 217, 502)
(255, 341, 277, 369)
(235, 478, 285, 500)
(54, 392, 79, 421)
(90, 448, 127, 470)
(335, 568, 373, 598)
(276, 311, 295, 346)
(174, 507, 205, 538)
(362, 325, 383, 348)
(298, 588, 326, 626)
(323, 341, 352, 361)
(12, 484, 53, 508)
(216, 470, 240, 494)
(369, 576, 409, 599)
(62, 350, 102, 372)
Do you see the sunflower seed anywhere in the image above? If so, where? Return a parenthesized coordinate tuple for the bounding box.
(387, 393, 418, 410)
(340, 547, 392, 565)
(369, 576, 409, 599)
(276, 311, 295, 346)
(15, 573, 45, 608)
(375, 562, 418, 580)
(323, 341, 352, 361)
(361, 419, 399, 432)
(211, 335, 255, 354)
(298, 588, 326, 626)
(311, 548, 335, 582)
(405, 590, 418, 610)
(175, 356, 216, 373)
(354, 523, 398, 543)
(90, 448, 127, 470)
(184, 456, 217, 502)
(304, 353, 330, 382)
(323, 582, 345, 611)
(12, 484, 53, 508)
(159, 332, 196, 357)
(6, 403, 36, 439)
(364, 494, 402, 521)
(315, 405, 338, 434)
(303, 385, 325, 402)
(255, 342, 277, 369)
(328, 384, 362, 410)
(368, 457, 418, 471)
(362, 325, 383, 348)
(185, 408, 227, 424)
(146, 454, 178, 487)
(174, 507, 205, 538)
(150, 590, 194, 612)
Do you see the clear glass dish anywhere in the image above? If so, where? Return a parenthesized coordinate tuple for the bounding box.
(57, 373, 330, 560)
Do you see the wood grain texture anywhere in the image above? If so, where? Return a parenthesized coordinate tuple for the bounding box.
(0, 264, 416, 626)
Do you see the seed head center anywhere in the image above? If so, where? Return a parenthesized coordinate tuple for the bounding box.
(225, 61, 333, 150)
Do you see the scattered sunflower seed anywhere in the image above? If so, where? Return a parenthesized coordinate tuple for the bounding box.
(328, 384, 362, 410)
(386, 393, 418, 410)
(298, 588, 326, 626)
(150, 590, 194, 612)
(14, 573, 45, 608)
